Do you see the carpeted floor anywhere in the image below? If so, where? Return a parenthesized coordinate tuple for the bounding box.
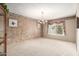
(7, 38, 76, 56)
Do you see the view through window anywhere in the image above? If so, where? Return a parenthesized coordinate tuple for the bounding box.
(48, 20, 65, 36)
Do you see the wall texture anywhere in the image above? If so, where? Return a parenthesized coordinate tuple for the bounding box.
(43, 16, 76, 43)
(6, 12, 76, 44)
(7, 13, 41, 44)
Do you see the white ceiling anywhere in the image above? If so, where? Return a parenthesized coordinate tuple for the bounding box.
(7, 3, 77, 20)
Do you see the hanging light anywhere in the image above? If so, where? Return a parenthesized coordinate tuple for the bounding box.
(38, 11, 48, 24)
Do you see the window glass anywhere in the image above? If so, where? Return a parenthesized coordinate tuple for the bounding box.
(48, 20, 65, 36)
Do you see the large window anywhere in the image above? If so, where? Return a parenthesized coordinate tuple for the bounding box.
(48, 20, 65, 36)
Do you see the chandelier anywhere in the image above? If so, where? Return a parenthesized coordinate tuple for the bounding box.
(38, 11, 48, 24)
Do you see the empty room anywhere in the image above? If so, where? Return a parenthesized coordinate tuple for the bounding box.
(0, 3, 77, 56)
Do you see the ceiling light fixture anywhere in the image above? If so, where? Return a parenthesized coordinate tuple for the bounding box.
(38, 11, 48, 24)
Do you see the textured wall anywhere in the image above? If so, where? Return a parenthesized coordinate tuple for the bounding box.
(43, 16, 76, 43)
(7, 13, 41, 44)
(6, 12, 76, 44)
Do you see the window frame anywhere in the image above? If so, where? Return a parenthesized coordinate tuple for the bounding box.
(47, 19, 66, 36)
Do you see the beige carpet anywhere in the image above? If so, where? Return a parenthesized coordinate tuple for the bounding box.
(7, 38, 76, 56)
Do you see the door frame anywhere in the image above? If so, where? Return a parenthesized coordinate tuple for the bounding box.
(0, 4, 8, 56)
